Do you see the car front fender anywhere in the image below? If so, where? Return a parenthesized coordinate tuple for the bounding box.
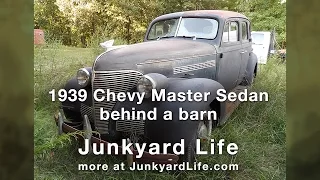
(61, 67, 93, 121)
(112, 78, 225, 150)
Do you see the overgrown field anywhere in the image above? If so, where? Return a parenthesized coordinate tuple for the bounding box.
(34, 43, 286, 180)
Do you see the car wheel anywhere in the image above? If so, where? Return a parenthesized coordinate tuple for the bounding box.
(241, 68, 256, 86)
(178, 133, 197, 164)
(179, 110, 213, 163)
(63, 109, 82, 122)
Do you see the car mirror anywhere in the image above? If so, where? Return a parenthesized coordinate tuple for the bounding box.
(249, 38, 252, 42)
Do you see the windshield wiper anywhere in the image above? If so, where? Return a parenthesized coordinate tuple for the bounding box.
(157, 35, 174, 40)
(176, 35, 197, 40)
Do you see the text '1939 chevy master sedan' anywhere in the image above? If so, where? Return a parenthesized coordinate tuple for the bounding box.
(54, 10, 258, 164)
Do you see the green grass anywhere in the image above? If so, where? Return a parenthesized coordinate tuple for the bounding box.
(34, 44, 286, 180)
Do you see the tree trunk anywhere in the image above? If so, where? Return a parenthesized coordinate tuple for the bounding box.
(126, 16, 131, 44)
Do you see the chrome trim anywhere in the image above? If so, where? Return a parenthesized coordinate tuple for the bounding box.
(173, 60, 216, 74)
(77, 68, 90, 87)
(92, 50, 110, 70)
(116, 118, 145, 135)
(136, 53, 215, 65)
(92, 70, 144, 134)
(80, 103, 94, 123)
(142, 74, 157, 89)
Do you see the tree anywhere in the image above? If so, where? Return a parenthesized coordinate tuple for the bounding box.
(236, 0, 286, 46)
(34, 0, 71, 44)
(34, 0, 286, 47)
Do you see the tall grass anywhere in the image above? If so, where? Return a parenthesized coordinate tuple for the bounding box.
(34, 44, 286, 180)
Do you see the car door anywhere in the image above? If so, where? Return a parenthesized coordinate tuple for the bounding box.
(251, 31, 271, 64)
(216, 19, 242, 92)
(238, 20, 251, 82)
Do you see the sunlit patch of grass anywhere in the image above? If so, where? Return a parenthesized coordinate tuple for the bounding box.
(34, 44, 286, 180)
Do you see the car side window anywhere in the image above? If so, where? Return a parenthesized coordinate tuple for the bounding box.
(222, 22, 229, 43)
(222, 21, 239, 43)
(241, 21, 248, 41)
(229, 22, 239, 42)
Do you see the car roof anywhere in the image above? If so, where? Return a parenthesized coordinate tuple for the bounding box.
(154, 10, 248, 21)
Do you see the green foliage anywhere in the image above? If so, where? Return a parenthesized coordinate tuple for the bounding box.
(34, 0, 72, 44)
(34, 0, 286, 47)
(236, 0, 286, 47)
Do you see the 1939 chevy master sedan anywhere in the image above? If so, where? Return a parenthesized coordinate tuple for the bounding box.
(54, 10, 258, 164)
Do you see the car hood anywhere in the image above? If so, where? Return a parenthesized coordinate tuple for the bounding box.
(93, 39, 216, 71)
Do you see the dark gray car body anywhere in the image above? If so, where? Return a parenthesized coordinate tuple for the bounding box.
(61, 10, 258, 150)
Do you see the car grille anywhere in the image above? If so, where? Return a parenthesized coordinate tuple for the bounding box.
(92, 70, 143, 134)
(116, 115, 146, 135)
(80, 103, 94, 123)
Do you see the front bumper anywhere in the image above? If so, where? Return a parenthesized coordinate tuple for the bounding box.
(54, 110, 179, 164)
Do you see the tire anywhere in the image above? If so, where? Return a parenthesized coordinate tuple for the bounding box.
(241, 73, 253, 86)
(178, 107, 214, 163)
(61, 109, 83, 130)
(178, 133, 197, 163)
(241, 64, 257, 86)
(63, 109, 82, 123)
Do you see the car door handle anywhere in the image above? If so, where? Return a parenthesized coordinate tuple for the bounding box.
(240, 50, 247, 54)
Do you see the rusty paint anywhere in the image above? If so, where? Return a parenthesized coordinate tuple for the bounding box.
(183, 10, 248, 19)
(34, 29, 45, 45)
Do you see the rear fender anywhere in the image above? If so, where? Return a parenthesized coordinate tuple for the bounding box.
(247, 52, 258, 78)
(242, 52, 258, 85)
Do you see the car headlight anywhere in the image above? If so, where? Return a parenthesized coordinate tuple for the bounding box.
(137, 75, 155, 98)
(77, 68, 91, 87)
(137, 73, 168, 98)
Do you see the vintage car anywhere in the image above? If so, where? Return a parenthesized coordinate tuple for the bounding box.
(55, 10, 258, 164)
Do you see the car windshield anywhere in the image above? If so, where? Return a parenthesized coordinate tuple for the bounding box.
(147, 18, 219, 40)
